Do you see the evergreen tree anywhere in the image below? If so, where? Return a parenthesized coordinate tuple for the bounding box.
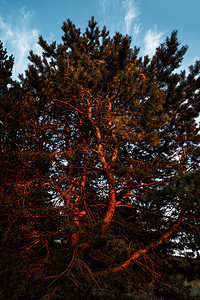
(1, 18, 200, 298)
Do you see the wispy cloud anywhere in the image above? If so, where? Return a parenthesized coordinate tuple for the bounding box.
(99, 0, 106, 13)
(133, 22, 141, 38)
(143, 26, 165, 57)
(0, 7, 41, 79)
(0, 18, 13, 40)
(99, 0, 166, 56)
(99, 0, 122, 34)
(122, 0, 139, 35)
(100, 0, 120, 14)
(99, 0, 140, 39)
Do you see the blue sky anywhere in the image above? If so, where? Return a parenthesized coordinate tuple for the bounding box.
(0, 0, 199, 79)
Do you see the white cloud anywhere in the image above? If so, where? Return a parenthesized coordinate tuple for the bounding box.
(99, 0, 140, 39)
(122, 0, 139, 35)
(0, 17, 13, 40)
(99, 0, 122, 34)
(100, 0, 120, 13)
(143, 27, 164, 57)
(99, 0, 166, 57)
(21, 6, 34, 22)
(133, 22, 141, 37)
(0, 7, 41, 79)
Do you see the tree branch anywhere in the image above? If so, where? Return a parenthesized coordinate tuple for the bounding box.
(88, 105, 117, 233)
(109, 214, 183, 273)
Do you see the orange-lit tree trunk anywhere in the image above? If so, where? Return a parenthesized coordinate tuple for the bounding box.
(88, 105, 118, 233)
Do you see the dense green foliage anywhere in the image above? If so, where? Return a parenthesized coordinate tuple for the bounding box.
(0, 18, 200, 299)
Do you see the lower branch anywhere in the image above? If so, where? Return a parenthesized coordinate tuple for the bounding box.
(109, 214, 183, 273)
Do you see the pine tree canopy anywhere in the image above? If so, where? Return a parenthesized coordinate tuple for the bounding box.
(1, 18, 200, 299)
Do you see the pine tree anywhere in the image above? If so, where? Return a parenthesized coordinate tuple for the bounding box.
(1, 18, 200, 298)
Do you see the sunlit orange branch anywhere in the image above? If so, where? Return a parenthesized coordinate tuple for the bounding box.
(109, 214, 183, 273)
(88, 105, 117, 233)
